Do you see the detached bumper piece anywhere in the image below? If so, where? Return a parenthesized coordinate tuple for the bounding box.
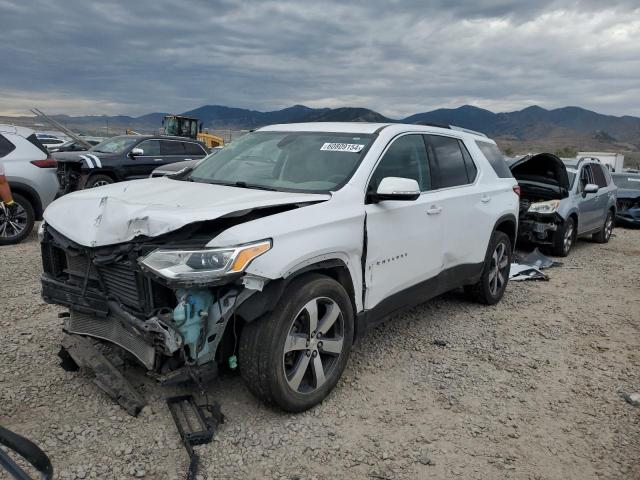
(167, 395, 224, 480)
(59, 334, 146, 416)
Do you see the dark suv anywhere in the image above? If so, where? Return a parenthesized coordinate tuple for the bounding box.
(54, 135, 208, 194)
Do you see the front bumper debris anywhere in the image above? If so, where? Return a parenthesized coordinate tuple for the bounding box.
(59, 334, 146, 416)
(518, 215, 561, 245)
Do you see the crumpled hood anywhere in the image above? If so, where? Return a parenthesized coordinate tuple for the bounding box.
(509, 153, 571, 195)
(616, 188, 640, 200)
(43, 178, 330, 247)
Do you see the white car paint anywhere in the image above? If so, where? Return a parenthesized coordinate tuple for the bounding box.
(43, 122, 518, 312)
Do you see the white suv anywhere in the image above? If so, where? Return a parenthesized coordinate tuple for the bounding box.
(41, 122, 519, 412)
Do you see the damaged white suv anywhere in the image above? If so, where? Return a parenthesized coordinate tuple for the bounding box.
(40, 122, 519, 412)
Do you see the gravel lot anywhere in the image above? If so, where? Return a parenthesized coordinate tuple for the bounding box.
(1, 226, 639, 480)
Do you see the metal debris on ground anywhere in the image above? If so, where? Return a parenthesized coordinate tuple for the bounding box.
(509, 263, 549, 281)
(516, 248, 563, 269)
(167, 395, 224, 480)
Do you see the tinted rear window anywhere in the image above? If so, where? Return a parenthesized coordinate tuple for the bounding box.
(475, 141, 512, 178)
(27, 134, 49, 155)
(162, 141, 186, 155)
(185, 142, 206, 156)
(0, 134, 16, 158)
(425, 135, 470, 188)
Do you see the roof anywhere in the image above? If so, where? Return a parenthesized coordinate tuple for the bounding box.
(0, 124, 35, 137)
(257, 122, 491, 139)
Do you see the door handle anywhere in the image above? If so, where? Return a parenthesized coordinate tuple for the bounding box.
(481, 195, 491, 203)
(426, 205, 442, 215)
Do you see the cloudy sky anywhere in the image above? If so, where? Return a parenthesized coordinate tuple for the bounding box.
(1, 0, 639, 117)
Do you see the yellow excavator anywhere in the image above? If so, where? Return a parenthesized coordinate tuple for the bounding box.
(162, 115, 224, 149)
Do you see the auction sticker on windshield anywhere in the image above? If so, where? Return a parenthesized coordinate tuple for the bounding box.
(320, 143, 365, 152)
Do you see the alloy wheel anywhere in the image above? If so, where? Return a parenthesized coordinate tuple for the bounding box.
(488, 241, 509, 297)
(91, 180, 110, 188)
(605, 214, 613, 240)
(563, 221, 574, 254)
(0, 203, 27, 240)
(283, 297, 345, 394)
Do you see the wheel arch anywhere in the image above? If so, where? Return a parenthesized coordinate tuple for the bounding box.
(493, 213, 517, 251)
(235, 258, 360, 338)
(8, 182, 43, 220)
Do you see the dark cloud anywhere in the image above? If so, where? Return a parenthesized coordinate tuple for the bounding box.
(0, 0, 639, 116)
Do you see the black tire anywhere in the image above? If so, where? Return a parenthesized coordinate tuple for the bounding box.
(0, 193, 35, 245)
(465, 231, 512, 305)
(551, 216, 576, 257)
(593, 210, 614, 243)
(85, 174, 114, 189)
(239, 273, 354, 412)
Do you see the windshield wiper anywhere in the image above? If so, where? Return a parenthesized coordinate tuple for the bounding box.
(232, 181, 278, 191)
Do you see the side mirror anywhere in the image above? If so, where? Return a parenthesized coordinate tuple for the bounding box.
(371, 177, 421, 203)
(130, 147, 144, 157)
(583, 183, 599, 194)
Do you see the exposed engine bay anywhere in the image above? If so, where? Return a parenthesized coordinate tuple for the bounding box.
(509, 153, 570, 244)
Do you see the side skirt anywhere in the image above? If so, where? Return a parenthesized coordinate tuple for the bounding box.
(356, 262, 483, 338)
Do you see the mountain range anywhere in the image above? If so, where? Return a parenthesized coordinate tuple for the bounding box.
(4, 104, 640, 152)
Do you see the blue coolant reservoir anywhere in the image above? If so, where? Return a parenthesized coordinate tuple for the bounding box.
(173, 288, 215, 362)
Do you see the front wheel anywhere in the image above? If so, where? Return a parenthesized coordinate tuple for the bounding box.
(239, 274, 354, 412)
(551, 216, 576, 257)
(465, 231, 512, 305)
(85, 174, 114, 189)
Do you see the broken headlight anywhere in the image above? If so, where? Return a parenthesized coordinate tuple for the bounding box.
(139, 240, 271, 283)
(528, 199, 561, 214)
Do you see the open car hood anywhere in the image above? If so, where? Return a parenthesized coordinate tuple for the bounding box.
(509, 153, 571, 195)
(43, 178, 330, 247)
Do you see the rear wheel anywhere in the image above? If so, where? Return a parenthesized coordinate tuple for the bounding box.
(551, 216, 575, 257)
(239, 274, 354, 412)
(0, 193, 35, 245)
(465, 231, 512, 305)
(593, 211, 614, 243)
(85, 174, 114, 189)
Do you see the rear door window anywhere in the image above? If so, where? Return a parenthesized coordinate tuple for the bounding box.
(424, 135, 471, 188)
(185, 142, 206, 156)
(475, 141, 512, 178)
(0, 134, 16, 158)
(161, 141, 186, 155)
(459, 140, 478, 182)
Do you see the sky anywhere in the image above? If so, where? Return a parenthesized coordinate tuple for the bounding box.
(1, 0, 639, 118)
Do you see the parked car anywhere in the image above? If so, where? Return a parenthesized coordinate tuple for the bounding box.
(36, 133, 67, 151)
(509, 154, 617, 256)
(611, 171, 640, 226)
(149, 147, 224, 177)
(49, 138, 102, 153)
(54, 134, 209, 193)
(0, 124, 58, 245)
(41, 122, 519, 412)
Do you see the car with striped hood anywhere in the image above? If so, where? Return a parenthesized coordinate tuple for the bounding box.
(53, 134, 208, 194)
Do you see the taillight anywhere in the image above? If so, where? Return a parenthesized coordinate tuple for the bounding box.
(512, 185, 521, 196)
(31, 158, 57, 168)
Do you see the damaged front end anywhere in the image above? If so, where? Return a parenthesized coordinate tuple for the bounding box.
(55, 158, 85, 195)
(616, 194, 640, 226)
(40, 223, 265, 412)
(509, 153, 570, 245)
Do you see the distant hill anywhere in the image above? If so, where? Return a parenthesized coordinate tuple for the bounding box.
(3, 103, 640, 151)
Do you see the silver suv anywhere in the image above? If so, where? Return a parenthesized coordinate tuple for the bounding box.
(0, 125, 58, 244)
(510, 154, 617, 256)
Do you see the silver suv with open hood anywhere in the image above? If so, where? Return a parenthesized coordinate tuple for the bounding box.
(509, 154, 617, 256)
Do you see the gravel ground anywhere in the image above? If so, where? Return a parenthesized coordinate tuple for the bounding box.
(1, 226, 639, 480)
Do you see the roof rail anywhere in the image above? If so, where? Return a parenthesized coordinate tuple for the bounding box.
(448, 125, 488, 137)
(412, 122, 487, 138)
(576, 156, 601, 166)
